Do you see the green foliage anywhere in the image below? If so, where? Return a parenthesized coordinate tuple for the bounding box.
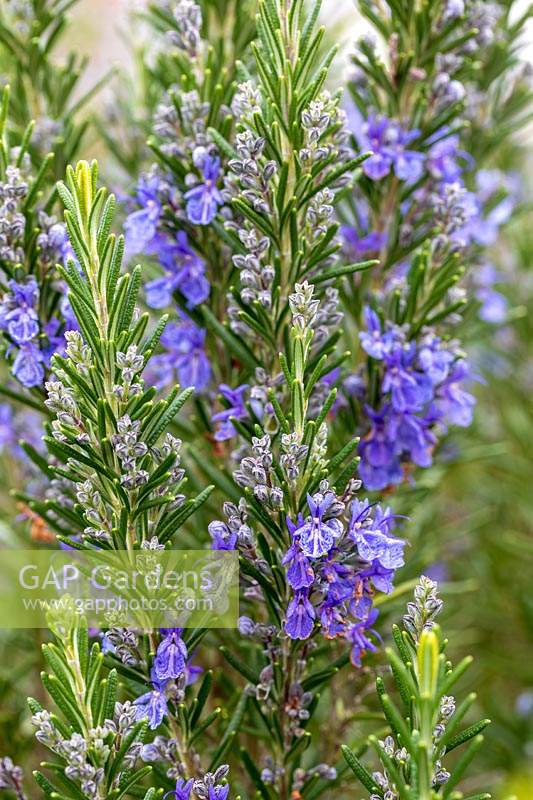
(343, 582, 491, 799)
(29, 604, 156, 800)
(16, 160, 212, 549)
(0, 0, 109, 179)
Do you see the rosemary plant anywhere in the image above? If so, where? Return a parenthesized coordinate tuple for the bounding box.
(342, 578, 491, 800)
(17, 158, 213, 549)
(0, 0, 530, 798)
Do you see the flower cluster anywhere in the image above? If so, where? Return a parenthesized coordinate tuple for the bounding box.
(358, 308, 475, 489)
(0, 0, 528, 797)
(354, 113, 424, 183)
(134, 628, 188, 729)
(147, 315, 211, 392)
(125, 175, 210, 310)
(0, 277, 43, 386)
(0, 165, 27, 265)
(0, 145, 76, 388)
(332, 0, 524, 494)
(283, 486, 405, 664)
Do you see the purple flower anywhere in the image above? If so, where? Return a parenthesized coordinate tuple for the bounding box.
(319, 600, 346, 638)
(434, 359, 476, 427)
(469, 170, 517, 246)
(387, 410, 435, 468)
(359, 116, 394, 180)
(477, 288, 507, 323)
(0, 277, 40, 344)
(473, 263, 508, 323)
(212, 384, 249, 441)
(124, 204, 160, 256)
(283, 516, 315, 589)
(208, 786, 230, 800)
(0, 404, 14, 452)
(361, 562, 396, 594)
(284, 546, 315, 589)
(145, 232, 209, 310)
(185, 657, 203, 686)
(293, 493, 343, 559)
(208, 520, 237, 550)
(417, 334, 454, 386)
(359, 406, 403, 490)
(165, 778, 194, 800)
(359, 307, 390, 359)
(153, 629, 188, 682)
(12, 342, 45, 388)
(353, 114, 424, 183)
(133, 669, 169, 729)
(285, 591, 315, 639)
(349, 501, 405, 570)
(382, 344, 432, 412)
(124, 172, 166, 257)
(342, 226, 386, 257)
(393, 127, 425, 183)
(184, 153, 223, 225)
(320, 561, 354, 606)
(340, 196, 387, 258)
(346, 609, 379, 667)
(148, 318, 211, 392)
(100, 633, 116, 654)
(427, 131, 470, 184)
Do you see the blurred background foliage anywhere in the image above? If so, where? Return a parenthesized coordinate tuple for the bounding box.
(0, 1, 531, 798)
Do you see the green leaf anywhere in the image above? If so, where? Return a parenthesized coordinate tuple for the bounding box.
(189, 670, 213, 728)
(209, 692, 248, 770)
(201, 306, 259, 370)
(145, 387, 194, 446)
(219, 646, 260, 684)
(445, 719, 491, 754)
(311, 259, 378, 284)
(341, 744, 380, 794)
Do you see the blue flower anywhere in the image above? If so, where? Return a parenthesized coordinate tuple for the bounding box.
(382, 343, 433, 412)
(416, 334, 455, 386)
(145, 232, 209, 310)
(285, 591, 315, 640)
(133, 669, 169, 729)
(342, 225, 386, 258)
(386, 410, 436, 468)
(346, 608, 379, 667)
(165, 778, 194, 800)
(153, 629, 188, 682)
(351, 112, 424, 183)
(348, 500, 406, 570)
(147, 318, 211, 392)
(184, 152, 223, 225)
(212, 383, 249, 441)
(293, 492, 343, 559)
(12, 342, 45, 388)
(207, 787, 229, 800)
(461, 169, 518, 247)
(208, 787, 230, 800)
(124, 172, 165, 257)
(477, 288, 507, 324)
(282, 516, 315, 589)
(319, 599, 346, 638)
(359, 405, 403, 490)
(0, 277, 40, 345)
(427, 130, 470, 184)
(361, 562, 396, 594)
(434, 360, 476, 427)
(124, 204, 161, 256)
(359, 307, 391, 360)
(0, 404, 14, 452)
(208, 520, 237, 550)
